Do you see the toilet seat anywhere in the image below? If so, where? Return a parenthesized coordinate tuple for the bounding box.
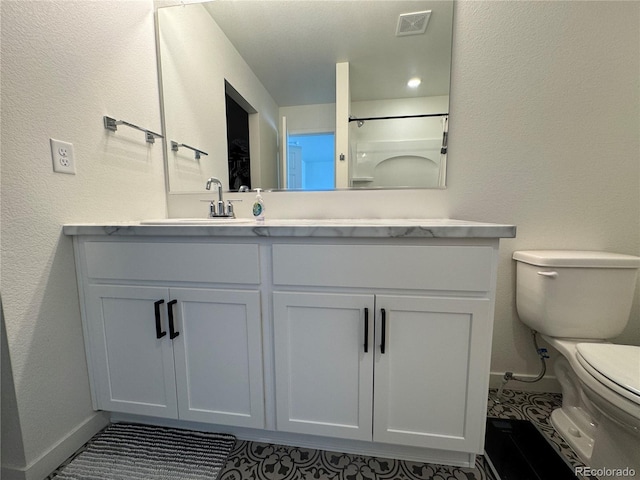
(543, 336, 640, 417)
(576, 343, 640, 406)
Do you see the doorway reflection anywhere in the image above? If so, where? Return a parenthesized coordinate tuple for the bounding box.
(226, 94, 252, 190)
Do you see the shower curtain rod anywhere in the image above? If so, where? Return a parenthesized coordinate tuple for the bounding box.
(348, 113, 448, 123)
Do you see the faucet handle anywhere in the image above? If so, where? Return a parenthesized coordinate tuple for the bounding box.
(199, 199, 217, 217)
(226, 199, 242, 218)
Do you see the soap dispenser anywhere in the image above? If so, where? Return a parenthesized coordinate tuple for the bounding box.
(252, 188, 265, 223)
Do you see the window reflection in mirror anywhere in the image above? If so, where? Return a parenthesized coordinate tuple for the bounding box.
(287, 133, 335, 190)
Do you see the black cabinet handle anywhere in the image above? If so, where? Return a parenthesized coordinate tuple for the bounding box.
(364, 308, 369, 353)
(380, 308, 386, 354)
(154, 300, 166, 339)
(167, 299, 179, 339)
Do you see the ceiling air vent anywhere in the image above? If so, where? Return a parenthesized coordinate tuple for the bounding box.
(396, 10, 431, 36)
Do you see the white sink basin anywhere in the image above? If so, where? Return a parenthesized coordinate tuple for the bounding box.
(141, 218, 254, 225)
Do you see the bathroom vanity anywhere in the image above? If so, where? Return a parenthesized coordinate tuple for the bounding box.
(64, 219, 515, 467)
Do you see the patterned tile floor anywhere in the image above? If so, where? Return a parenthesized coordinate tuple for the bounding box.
(50, 389, 589, 480)
(217, 388, 588, 480)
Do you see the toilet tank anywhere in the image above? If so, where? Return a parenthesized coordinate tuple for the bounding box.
(513, 250, 640, 340)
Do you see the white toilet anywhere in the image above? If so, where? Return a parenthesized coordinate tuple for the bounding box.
(513, 250, 640, 478)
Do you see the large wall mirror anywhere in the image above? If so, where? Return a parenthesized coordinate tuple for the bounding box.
(156, 1, 453, 192)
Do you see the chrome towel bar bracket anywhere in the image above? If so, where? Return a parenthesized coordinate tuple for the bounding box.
(103, 116, 163, 144)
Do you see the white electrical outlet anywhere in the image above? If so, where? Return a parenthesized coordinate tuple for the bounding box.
(50, 138, 76, 174)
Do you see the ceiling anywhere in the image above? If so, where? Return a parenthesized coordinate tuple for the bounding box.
(203, 1, 453, 106)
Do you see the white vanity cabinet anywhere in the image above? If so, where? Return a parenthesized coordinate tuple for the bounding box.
(76, 240, 265, 429)
(66, 219, 515, 467)
(272, 243, 495, 453)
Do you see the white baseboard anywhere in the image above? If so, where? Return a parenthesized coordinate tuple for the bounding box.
(489, 372, 561, 393)
(0, 466, 24, 480)
(1, 412, 109, 480)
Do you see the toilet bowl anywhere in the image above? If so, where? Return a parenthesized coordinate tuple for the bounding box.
(513, 250, 640, 477)
(543, 336, 640, 475)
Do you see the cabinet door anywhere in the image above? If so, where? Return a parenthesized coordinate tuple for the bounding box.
(171, 288, 265, 428)
(86, 285, 178, 418)
(373, 295, 491, 452)
(273, 292, 374, 441)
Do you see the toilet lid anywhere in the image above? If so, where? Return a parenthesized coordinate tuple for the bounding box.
(576, 343, 640, 400)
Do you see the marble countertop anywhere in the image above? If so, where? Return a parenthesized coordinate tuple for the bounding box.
(63, 218, 516, 238)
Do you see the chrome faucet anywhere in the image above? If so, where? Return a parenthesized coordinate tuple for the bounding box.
(205, 177, 234, 218)
(206, 177, 223, 200)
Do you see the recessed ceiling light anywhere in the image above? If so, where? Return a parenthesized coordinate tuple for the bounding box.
(407, 77, 422, 88)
